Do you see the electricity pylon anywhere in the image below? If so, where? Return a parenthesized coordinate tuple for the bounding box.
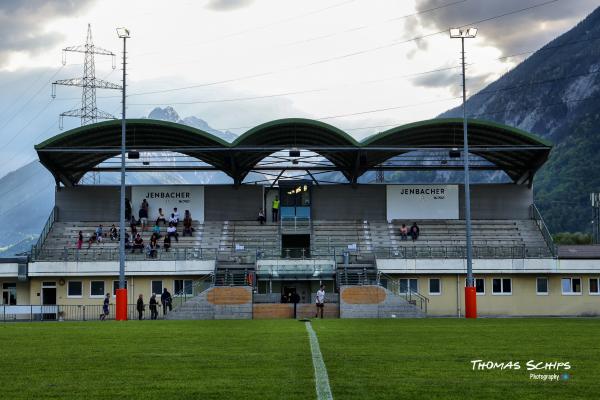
(52, 24, 121, 129)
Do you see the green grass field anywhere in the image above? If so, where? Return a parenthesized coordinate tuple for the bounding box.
(0, 319, 598, 399)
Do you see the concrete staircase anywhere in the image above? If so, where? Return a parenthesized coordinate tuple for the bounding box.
(167, 286, 253, 320)
(339, 285, 426, 318)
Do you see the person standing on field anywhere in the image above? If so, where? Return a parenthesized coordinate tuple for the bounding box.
(161, 287, 172, 316)
(136, 294, 145, 320)
(100, 293, 110, 320)
(315, 285, 325, 319)
(149, 293, 159, 320)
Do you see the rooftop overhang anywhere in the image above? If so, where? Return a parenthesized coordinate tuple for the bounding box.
(35, 117, 552, 187)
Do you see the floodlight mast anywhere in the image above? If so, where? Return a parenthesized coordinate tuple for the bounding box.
(450, 27, 477, 319)
(115, 27, 130, 321)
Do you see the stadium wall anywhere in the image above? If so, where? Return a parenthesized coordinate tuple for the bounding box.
(204, 185, 262, 221)
(311, 185, 386, 220)
(55, 186, 129, 221)
(461, 184, 532, 220)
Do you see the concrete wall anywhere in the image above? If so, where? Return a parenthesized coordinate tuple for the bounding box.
(311, 185, 386, 220)
(55, 186, 130, 222)
(204, 185, 263, 221)
(168, 286, 253, 320)
(339, 285, 425, 318)
(384, 273, 600, 317)
(460, 184, 532, 220)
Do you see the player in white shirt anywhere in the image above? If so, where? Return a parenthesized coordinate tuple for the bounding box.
(315, 285, 325, 319)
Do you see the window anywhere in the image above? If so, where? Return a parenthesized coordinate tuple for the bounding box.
(475, 278, 485, 295)
(465, 278, 485, 295)
(428, 278, 441, 295)
(67, 281, 83, 298)
(399, 278, 418, 294)
(174, 279, 193, 295)
(492, 278, 512, 295)
(561, 278, 581, 295)
(90, 281, 105, 297)
(590, 278, 600, 295)
(112, 280, 128, 296)
(152, 280, 163, 296)
(536, 277, 549, 295)
(2, 283, 17, 305)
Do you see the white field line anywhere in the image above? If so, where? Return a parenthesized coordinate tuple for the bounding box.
(305, 321, 333, 400)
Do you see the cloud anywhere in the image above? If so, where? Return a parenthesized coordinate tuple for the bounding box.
(205, 0, 254, 11)
(411, 68, 495, 97)
(0, 0, 95, 67)
(414, 0, 599, 56)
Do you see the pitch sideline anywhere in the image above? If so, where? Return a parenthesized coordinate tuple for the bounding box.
(305, 321, 334, 400)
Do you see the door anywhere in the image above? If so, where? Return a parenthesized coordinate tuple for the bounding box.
(279, 182, 311, 220)
(2, 283, 17, 305)
(42, 282, 57, 320)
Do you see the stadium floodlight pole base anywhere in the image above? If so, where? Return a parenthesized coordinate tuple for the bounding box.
(465, 286, 477, 319)
(116, 288, 128, 320)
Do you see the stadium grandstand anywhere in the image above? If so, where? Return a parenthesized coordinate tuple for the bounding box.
(1, 117, 599, 320)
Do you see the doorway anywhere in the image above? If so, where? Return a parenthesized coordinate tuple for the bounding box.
(42, 282, 57, 320)
(282, 234, 311, 258)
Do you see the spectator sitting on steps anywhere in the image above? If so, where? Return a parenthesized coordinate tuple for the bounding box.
(95, 225, 104, 244)
(410, 222, 420, 242)
(152, 222, 162, 238)
(109, 224, 118, 241)
(257, 209, 266, 225)
(183, 210, 193, 237)
(163, 234, 171, 252)
(156, 208, 166, 226)
(87, 231, 98, 249)
(167, 222, 179, 242)
(132, 233, 144, 253)
(400, 223, 408, 241)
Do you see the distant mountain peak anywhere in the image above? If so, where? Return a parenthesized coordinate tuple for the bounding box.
(147, 106, 237, 142)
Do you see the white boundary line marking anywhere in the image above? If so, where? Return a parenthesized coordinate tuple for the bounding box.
(305, 321, 334, 400)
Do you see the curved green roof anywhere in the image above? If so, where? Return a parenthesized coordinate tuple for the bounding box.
(35, 117, 552, 186)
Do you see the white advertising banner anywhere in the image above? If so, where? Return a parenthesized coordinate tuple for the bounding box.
(131, 185, 204, 222)
(386, 185, 459, 221)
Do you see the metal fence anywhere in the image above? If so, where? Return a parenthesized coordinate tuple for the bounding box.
(32, 247, 219, 262)
(0, 304, 176, 322)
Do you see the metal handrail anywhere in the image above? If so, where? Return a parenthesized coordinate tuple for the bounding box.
(31, 206, 58, 260)
(530, 204, 556, 257)
(378, 271, 429, 313)
(171, 274, 214, 310)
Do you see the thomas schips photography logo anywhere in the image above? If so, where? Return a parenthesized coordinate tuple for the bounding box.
(470, 360, 572, 382)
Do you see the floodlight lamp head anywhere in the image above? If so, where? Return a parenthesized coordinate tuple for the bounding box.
(116, 27, 130, 38)
(449, 27, 477, 38)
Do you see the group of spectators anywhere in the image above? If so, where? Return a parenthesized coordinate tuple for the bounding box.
(99, 288, 173, 321)
(77, 199, 195, 258)
(399, 222, 420, 242)
(135, 288, 173, 320)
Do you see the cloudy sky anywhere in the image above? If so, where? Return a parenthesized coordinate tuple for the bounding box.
(0, 0, 597, 177)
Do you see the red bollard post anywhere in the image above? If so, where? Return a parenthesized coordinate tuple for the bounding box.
(465, 286, 477, 318)
(116, 288, 128, 321)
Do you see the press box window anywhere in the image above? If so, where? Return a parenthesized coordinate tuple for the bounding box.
(90, 281, 105, 297)
(561, 278, 581, 295)
(492, 278, 512, 295)
(536, 277, 549, 295)
(590, 278, 600, 295)
(428, 278, 441, 295)
(67, 281, 83, 297)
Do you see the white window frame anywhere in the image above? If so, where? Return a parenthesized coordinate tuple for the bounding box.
(589, 278, 600, 295)
(428, 278, 441, 296)
(151, 280, 163, 296)
(561, 277, 582, 296)
(465, 278, 485, 295)
(536, 277, 549, 296)
(67, 280, 83, 298)
(399, 278, 418, 294)
(174, 279, 193, 295)
(89, 280, 106, 298)
(491, 277, 512, 295)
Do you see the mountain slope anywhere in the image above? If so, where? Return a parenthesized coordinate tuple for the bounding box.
(439, 6, 600, 233)
(0, 108, 236, 256)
